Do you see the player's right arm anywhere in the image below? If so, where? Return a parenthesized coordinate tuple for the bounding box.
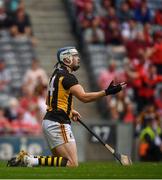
(70, 81, 126, 103)
(70, 84, 105, 103)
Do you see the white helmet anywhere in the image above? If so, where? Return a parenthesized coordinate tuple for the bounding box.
(57, 46, 78, 65)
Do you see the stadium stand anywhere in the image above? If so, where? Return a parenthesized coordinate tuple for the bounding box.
(66, 0, 162, 116)
(0, 34, 36, 96)
(66, 0, 162, 161)
(0, 0, 41, 135)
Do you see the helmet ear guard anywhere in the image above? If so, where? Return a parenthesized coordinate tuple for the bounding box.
(63, 57, 73, 65)
(59, 52, 73, 66)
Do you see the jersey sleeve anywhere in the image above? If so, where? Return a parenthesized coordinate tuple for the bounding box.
(62, 74, 78, 90)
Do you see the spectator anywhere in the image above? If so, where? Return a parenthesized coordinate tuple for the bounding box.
(108, 91, 132, 121)
(101, 6, 119, 30)
(143, 23, 153, 44)
(121, 18, 139, 41)
(19, 88, 41, 135)
(10, 107, 24, 134)
(154, 9, 162, 26)
(0, 107, 11, 134)
(83, 16, 105, 44)
(4, 97, 20, 121)
(96, 0, 114, 17)
(105, 20, 122, 45)
(125, 48, 149, 75)
(137, 64, 162, 111)
(139, 117, 162, 161)
(125, 61, 140, 96)
(5, 0, 22, 15)
(148, 31, 162, 74)
(19, 85, 38, 112)
(78, 1, 96, 30)
(132, 48, 150, 74)
(155, 88, 162, 117)
(134, 1, 152, 23)
(136, 104, 160, 135)
(10, 106, 41, 135)
(34, 83, 47, 120)
(0, 0, 13, 30)
(107, 28, 122, 45)
(104, 7, 119, 24)
(126, 0, 141, 10)
(98, 60, 118, 89)
(22, 104, 41, 135)
(23, 59, 48, 94)
(0, 59, 11, 94)
(123, 102, 135, 123)
(10, 4, 32, 37)
(125, 31, 151, 59)
(117, 1, 133, 23)
(74, 0, 92, 16)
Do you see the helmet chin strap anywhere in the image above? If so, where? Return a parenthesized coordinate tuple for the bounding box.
(61, 62, 80, 72)
(60, 56, 80, 71)
(59, 62, 72, 71)
(60, 57, 73, 69)
(62, 63, 71, 69)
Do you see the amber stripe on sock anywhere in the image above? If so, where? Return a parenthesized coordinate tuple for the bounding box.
(38, 156, 68, 167)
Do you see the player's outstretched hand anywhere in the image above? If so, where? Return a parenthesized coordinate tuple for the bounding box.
(105, 81, 127, 95)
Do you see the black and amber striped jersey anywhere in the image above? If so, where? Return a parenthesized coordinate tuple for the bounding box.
(44, 66, 78, 124)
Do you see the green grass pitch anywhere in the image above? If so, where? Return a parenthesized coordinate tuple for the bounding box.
(0, 161, 162, 179)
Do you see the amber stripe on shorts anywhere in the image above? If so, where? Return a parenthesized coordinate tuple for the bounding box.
(60, 124, 68, 143)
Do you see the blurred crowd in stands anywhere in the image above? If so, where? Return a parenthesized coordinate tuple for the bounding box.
(0, 0, 35, 42)
(69, 0, 162, 161)
(0, 59, 48, 136)
(0, 0, 48, 135)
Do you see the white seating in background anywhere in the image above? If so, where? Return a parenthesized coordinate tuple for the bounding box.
(0, 31, 36, 96)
